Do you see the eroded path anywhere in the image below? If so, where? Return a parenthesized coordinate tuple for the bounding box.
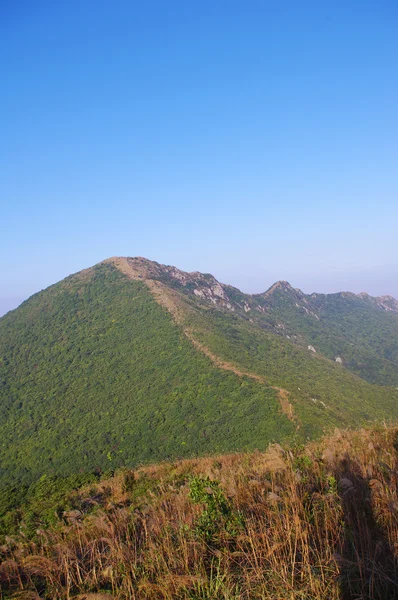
(109, 257, 297, 423)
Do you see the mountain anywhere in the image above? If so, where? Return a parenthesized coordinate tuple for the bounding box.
(0, 256, 397, 491)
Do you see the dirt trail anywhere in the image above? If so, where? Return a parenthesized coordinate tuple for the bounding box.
(110, 257, 297, 423)
(273, 387, 295, 421)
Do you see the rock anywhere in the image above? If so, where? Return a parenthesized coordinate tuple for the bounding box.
(63, 509, 82, 523)
(335, 356, 342, 364)
(308, 345, 316, 353)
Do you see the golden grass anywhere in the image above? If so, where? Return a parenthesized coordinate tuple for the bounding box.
(1, 425, 397, 599)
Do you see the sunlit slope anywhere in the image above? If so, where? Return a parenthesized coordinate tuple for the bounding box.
(1, 257, 397, 488)
(251, 285, 398, 386)
(0, 263, 292, 486)
(180, 301, 398, 438)
(137, 257, 398, 388)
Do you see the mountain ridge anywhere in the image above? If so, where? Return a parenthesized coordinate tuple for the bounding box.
(101, 256, 398, 309)
(100, 257, 398, 386)
(0, 256, 397, 490)
(103, 257, 297, 425)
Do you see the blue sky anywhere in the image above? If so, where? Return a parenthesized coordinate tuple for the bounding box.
(1, 1, 397, 315)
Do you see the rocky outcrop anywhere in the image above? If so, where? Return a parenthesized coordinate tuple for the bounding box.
(357, 292, 398, 313)
(105, 256, 236, 310)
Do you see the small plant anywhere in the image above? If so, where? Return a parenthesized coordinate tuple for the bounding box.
(189, 476, 243, 543)
(327, 474, 337, 495)
(293, 453, 312, 471)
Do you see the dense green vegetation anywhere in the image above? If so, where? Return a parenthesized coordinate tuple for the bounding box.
(252, 286, 398, 386)
(0, 263, 293, 492)
(0, 471, 98, 538)
(1, 256, 398, 532)
(183, 303, 398, 439)
(148, 260, 398, 387)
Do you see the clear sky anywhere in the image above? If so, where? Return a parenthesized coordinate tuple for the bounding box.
(1, 1, 397, 316)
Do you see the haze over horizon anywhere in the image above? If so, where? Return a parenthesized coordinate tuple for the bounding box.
(1, 254, 397, 318)
(1, 1, 397, 315)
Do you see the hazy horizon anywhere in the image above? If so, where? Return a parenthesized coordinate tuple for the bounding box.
(1, 2, 397, 314)
(1, 255, 397, 318)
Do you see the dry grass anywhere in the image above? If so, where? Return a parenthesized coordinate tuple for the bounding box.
(1, 425, 397, 599)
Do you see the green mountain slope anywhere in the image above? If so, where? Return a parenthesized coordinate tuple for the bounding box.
(0, 262, 292, 488)
(183, 305, 398, 439)
(157, 269, 398, 387)
(251, 284, 398, 386)
(0, 256, 397, 491)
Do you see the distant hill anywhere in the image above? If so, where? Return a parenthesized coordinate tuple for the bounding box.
(0, 256, 397, 490)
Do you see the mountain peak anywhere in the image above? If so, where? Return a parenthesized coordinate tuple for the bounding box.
(262, 280, 300, 298)
(1, 254, 398, 495)
(103, 256, 234, 310)
(103, 256, 165, 280)
(359, 292, 398, 313)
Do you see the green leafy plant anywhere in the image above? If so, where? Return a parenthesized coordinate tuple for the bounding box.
(189, 476, 243, 543)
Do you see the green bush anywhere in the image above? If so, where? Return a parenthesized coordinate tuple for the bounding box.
(189, 476, 243, 544)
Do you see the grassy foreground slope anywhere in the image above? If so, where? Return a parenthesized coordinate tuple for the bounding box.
(1, 424, 397, 599)
(0, 263, 292, 488)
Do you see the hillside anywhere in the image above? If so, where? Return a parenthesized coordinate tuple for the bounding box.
(0, 257, 397, 490)
(146, 258, 398, 387)
(0, 424, 397, 599)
